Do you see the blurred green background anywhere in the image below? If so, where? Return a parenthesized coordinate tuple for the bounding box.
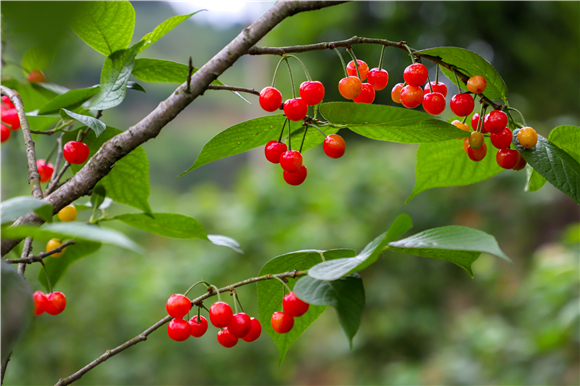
(1, 1, 579, 385)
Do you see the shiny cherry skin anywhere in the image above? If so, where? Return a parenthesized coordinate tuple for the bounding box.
(367, 68, 389, 90)
(259, 87, 283, 112)
(403, 63, 428, 87)
(422, 92, 446, 115)
(391, 83, 404, 104)
(346, 60, 369, 81)
(264, 141, 287, 164)
(283, 98, 308, 122)
(166, 294, 191, 318)
(517, 127, 538, 149)
(33, 291, 49, 316)
(450, 93, 474, 117)
(279, 150, 303, 172)
(46, 292, 67, 315)
(1, 96, 15, 110)
(217, 328, 239, 348)
(323, 134, 346, 159)
(227, 313, 252, 338)
(467, 75, 486, 94)
(1, 109, 20, 130)
(452, 120, 470, 132)
(63, 141, 89, 164)
(167, 318, 191, 341)
(27, 69, 46, 83)
(496, 149, 519, 169)
(490, 127, 513, 149)
(271, 311, 294, 334)
(36, 159, 54, 183)
(353, 83, 375, 104)
(188, 315, 209, 337)
(424, 81, 448, 97)
(469, 131, 484, 150)
(282, 292, 310, 317)
(299, 81, 325, 106)
(1, 124, 10, 143)
(283, 165, 307, 186)
(400, 85, 424, 109)
(241, 318, 262, 342)
(467, 142, 487, 162)
(512, 152, 527, 171)
(338, 76, 363, 100)
(470, 113, 488, 133)
(483, 110, 508, 133)
(209, 301, 234, 328)
(57, 205, 77, 222)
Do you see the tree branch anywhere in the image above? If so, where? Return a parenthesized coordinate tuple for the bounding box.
(4, 241, 75, 264)
(206, 85, 260, 96)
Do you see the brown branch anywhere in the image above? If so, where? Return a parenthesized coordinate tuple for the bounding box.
(54, 270, 307, 386)
(5, 241, 76, 264)
(17, 237, 34, 276)
(206, 85, 260, 96)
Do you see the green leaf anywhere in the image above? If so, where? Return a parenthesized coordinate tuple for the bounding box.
(319, 102, 468, 143)
(207, 234, 244, 254)
(257, 249, 356, 365)
(137, 12, 203, 53)
(126, 81, 146, 93)
(37, 86, 100, 115)
(108, 213, 208, 239)
(60, 109, 106, 137)
(526, 167, 546, 192)
(132, 58, 190, 83)
(408, 137, 503, 202)
(0, 196, 53, 225)
(21, 46, 55, 72)
(64, 127, 152, 214)
(416, 46, 508, 101)
(69, 1, 135, 56)
(549, 125, 580, 160)
(37, 241, 101, 291)
(293, 274, 364, 349)
(387, 226, 511, 277)
(308, 214, 413, 281)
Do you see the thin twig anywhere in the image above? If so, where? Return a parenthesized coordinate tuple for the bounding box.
(49, 135, 64, 187)
(206, 85, 260, 96)
(17, 237, 34, 276)
(30, 129, 57, 135)
(1, 351, 11, 385)
(5, 241, 76, 264)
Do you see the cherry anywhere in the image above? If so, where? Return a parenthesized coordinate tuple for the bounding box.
(469, 132, 484, 150)
(346, 60, 369, 81)
(279, 150, 303, 172)
(264, 141, 287, 164)
(400, 85, 424, 109)
(483, 110, 508, 133)
(27, 69, 46, 83)
(209, 301, 233, 328)
(241, 318, 262, 342)
(1, 96, 15, 110)
(227, 312, 252, 338)
(1, 109, 21, 130)
(353, 83, 375, 104)
(1, 123, 10, 143)
(188, 315, 209, 338)
(36, 159, 54, 183)
(496, 149, 519, 169)
(424, 81, 448, 97)
(270, 311, 294, 334)
(338, 76, 363, 100)
(283, 165, 307, 186)
(467, 75, 486, 94)
(46, 292, 67, 315)
(58, 205, 77, 222)
(512, 152, 527, 171)
(166, 294, 191, 319)
(467, 142, 487, 162)
(422, 92, 446, 115)
(462, 138, 470, 154)
(490, 127, 513, 149)
(167, 318, 191, 341)
(33, 291, 48, 316)
(517, 127, 538, 149)
(63, 141, 89, 165)
(217, 328, 238, 348)
(259, 87, 282, 112)
(282, 292, 309, 317)
(452, 120, 470, 132)
(403, 63, 428, 87)
(470, 113, 488, 133)
(367, 68, 389, 90)
(46, 238, 66, 257)
(283, 98, 308, 122)
(450, 94, 474, 117)
(391, 83, 404, 104)
(323, 134, 346, 159)
(299, 81, 325, 106)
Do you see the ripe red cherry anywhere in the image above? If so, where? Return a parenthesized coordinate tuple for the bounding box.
(241, 318, 262, 342)
(270, 311, 294, 334)
(400, 85, 424, 109)
(323, 134, 346, 159)
(403, 63, 428, 87)
(227, 313, 252, 338)
(217, 328, 239, 348)
(353, 83, 375, 104)
(346, 60, 369, 81)
(283, 98, 308, 122)
(424, 81, 448, 97)
(1, 109, 21, 130)
(299, 81, 325, 106)
(450, 93, 474, 116)
(264, 141, 287, 164)
(282, 292, 310, 317)
(490, 127, 513, 149)
(338, 76, 363, 100)
(1, 123, 10, 143)
(367, 68, 389, 90)
(422, 92, 446, 115)
(189, 315, 209, 337)
(167, 318, 191, 341)
(467, 142, 487, 162)
(496, 149, 519, 169)
(33, 291, 48, 316)
(391, 83, 404, 104)
(27, 69, 46, 83)
(209, 301, 233, 328)
(1, 96, 15, 110)
(470, 113, 488, 133)
(166, 294, 191, 319)
(63, 141, 89, 165)
(46, 292, 67, 315)
(283, 165, 307, 186)
(259, 87, 282, 112)
(483, 110, 508, 133)
(512, 152, 527, 171)
(279, 150, 303, 172)
(36, 159, 54, 183)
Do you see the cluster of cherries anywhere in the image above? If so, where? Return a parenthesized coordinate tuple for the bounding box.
(33, 291, 66, 316)
(337, 59, 390, 103)
(1, 96, 21, 143)
(270, 291, 310, 334)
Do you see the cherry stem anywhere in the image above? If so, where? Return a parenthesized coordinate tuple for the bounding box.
(402, 43, 415, 63)
(309, 123, 327, 138)
(452, 67, 462, 95)
(40, 261, 53, 293)
(271, 275, 292, 293)
(426, 75, 433, 93)
(278, 118, 287, 143)
(299, 126, 309, 153)
(232, 291, 239, 314)
(461, 116, 468, 124)
(283, 56, 296, 99)
(196, 306, 201, 323)
(287, 119, 292, 150)
(378, 45, 386, 70)
(333, 48, 348, 78)
(271, 56, 286, 88)
(183, 280, 210, 297)
(477, 104, 487, 134)
(287, 54, 311, 82)
(234, 291, 245, 313)
(209, 284, 221, 302)
(346, 48, 361, 80)
(507, 107, 527, 127)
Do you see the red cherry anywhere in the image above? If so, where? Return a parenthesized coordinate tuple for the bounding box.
(1, 123, 10, 143)
(299, 81, 325, 106)
(217, 328, 238, 348)
(470, 113, 488, 133)
(283, 98, 308, 121)
(400, 85, 424, 109)
(167, 318, 191, 341)
(512, 152, 527, 171)
(346, 60, 369, 81)
(279, 150, 303, 172)
(227, 313, 252, 338)
(1, 109, 21, 130)
(36, 159, 54, 183)
(259, 87, 282, 112)
(270, 311, 294, 334)
(483, 110, 508, 134)
(496, 148, 519, 169)
(27, 69, 46, 83)
(467, 142, 487, 162)
(33, 291, 48, 316)
(166, 294, 191, 319)
(338, 76, 363, 100)
(188, 315, 209, 338)
(46, 292, 67, 315)
(422, 92, 446, 115)
(1, 96, 15, 110)
(450, 94, 474, 117)
(283, 165, 307, 186)
(241, 318, 262, 342)
(282, 292, 310, 317)
(264, 141, 287, 164)
(63, 141, 89, 165)
(323, 134, 346, 159)
(353, 83, 375, 104)
(424, 81, 448, 97)
(403, 63, 428, 87)
(391, 83, 404, 104)
(367, 68, 389, 91)
(490, 127, 513, 149)
(209, 301, 233, 328)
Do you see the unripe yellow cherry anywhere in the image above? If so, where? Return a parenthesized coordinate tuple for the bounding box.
(46, 238, 66, 257)
(469, 131, 484, 150)
(517, 127, 538, 149)
(57, 205, 77, 222)
(452, 120, 470, 132)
